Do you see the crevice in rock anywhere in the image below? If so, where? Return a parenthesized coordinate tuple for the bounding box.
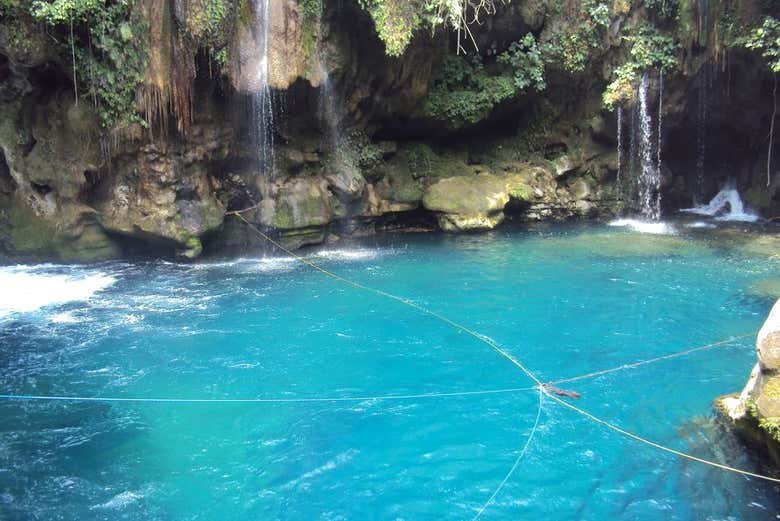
(0, 149, 16, 195)
(29, 181, 51, 197)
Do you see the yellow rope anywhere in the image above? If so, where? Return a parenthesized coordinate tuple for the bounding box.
(230, 213, 544, 387)
(230, 212, 780, 486)
(545, 392, 780, 483)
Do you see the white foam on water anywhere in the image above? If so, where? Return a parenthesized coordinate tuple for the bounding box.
(608, 219, 676, 235)
(283, 450, 358, 490)
(312, 248, 385, 262)
(680, 186, 759, 222)
(91, 491, 142, 510)
(0, 267, 115, 319)
(685, 221, 717, 229)
(49, 311, 81, 324)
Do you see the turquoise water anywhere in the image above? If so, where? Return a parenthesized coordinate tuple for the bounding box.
(1, 223, 779, 520)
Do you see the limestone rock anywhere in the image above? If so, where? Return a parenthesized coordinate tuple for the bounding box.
(438, 212, 505, 232)
(324, 160, 366, 200)
(0, 97, 118, 261)
(423, 174, 510, 216)
(758, 299, 780, 372)
(229, 0, 316, 92)
(423, 174, 508, 231)
(262, 176, 334, 230)
(96, 130, 228, 258)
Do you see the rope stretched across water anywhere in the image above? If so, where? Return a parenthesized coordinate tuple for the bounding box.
(472, 387, 544, 521)
(551, 333, 753, 386)
(0, 387, 538, 404)
(228, 212, 780, 486)
(0, 334, 749, 404)
(229, 213, 544, 388)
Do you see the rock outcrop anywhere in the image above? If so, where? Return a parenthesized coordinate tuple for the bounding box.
(717, 299, 780, 464)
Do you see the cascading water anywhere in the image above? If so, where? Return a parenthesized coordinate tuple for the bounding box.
(251, 0, 275, 176)
(616, 106, 623, 185)
(318, 62, 342, 152)
(680, 184, 759, 222)
(695, 61, 710, 203)
(656, 70, 664, 215)
(612, 72, 666, 233)
(637, 72, 661, 220)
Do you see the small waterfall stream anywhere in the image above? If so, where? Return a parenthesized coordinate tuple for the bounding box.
(637, 72, 661, 220)
(616, 106, 623, 185)
(251, 0, 275, 176)
(695, 61, 710, 203)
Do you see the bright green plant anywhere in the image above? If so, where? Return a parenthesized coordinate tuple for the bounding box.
(603, 24, 679, 108)
(739, 16, 780, 73)
(358, 0, 506, 57)
(498, 33, 546, 92)
(26, 0, 148, 130)
(542, 0, 611, 74)
(425, 34, 546, 125)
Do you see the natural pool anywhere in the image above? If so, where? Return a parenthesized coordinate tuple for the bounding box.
(1, 223, 779, 520)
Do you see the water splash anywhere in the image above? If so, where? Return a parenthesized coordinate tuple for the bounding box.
(680, 184, 759, 222)
(251, 0, 274, 176)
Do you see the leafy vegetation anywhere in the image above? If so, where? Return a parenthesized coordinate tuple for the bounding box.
(357, 0, 503, 57)
(739, 16, 780, 73)
(541, 0, 611, 74)
(425, 33, 545, 125)
(603, 24, 679, 108)
(24, 0, 149, 130)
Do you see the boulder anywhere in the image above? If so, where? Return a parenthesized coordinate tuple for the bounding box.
(96, 133, 227, 259)
(262, 176, 334, 230)
(422, 173, 508, 231)
(758, 299, 780, 372)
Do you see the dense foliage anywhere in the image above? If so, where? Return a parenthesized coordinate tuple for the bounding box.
(25, 0, 148, 130)
(425, 33, 545, 124)
(739, 16, 780, 73)
(541, 0, 611, 74)
(356, 0, 501, 57)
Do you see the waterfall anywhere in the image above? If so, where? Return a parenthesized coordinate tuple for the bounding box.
(695, 61, 710, 203)
(680, 184, 759, 222)
(637, 73, 660, 220)
(251, 0, 275, 176)
(656, 70, 663, 215)
(616, 106, 623, 185)
(318, 62, 342, 152)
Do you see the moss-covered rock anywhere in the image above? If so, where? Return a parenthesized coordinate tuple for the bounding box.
(263, 176, 333, 230)
(717, 299, 780, 464)
(422, 172, 526, 231)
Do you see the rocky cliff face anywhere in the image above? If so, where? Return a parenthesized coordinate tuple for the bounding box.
(717, 299, 780, 464)
(0, 0, 777, 262)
